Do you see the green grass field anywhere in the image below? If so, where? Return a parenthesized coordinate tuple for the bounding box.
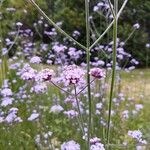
(0, 68, 150, 149)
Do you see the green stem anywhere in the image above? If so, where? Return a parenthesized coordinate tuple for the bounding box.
(85, 0, 92, 149)
(74, 84, 85, 136)
(106, 0, 118, 147)
(108, 0, 115, 18)
(77, 78, 95, 96)
(123, 29, 136, 45)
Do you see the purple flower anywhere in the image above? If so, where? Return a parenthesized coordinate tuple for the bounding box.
(5, 108, 22, 123)
(52, 44, 67, 53)
(28, 112, 39, 121)
(89, 68, 105, 79)
(90, 143, 105, 150)
(90, 137, 101, 145)
(61, 140, 80, 150)
(1, 97, 14, 107)
(20, 64, 37, 80)
(1, 88, 13, 97)
(30, 56, 41, 64)
(62, 65, 85, 85)
(30, 83, 47, 94)
(64, 110, 78, 119)
(90, 137, 105, 150)
(35, 68, 54, 81)
(127, 130, 147, 144)
(50, 105, 64, 113)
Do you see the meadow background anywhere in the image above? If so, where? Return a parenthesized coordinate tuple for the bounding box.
(0, 0, 150, 150)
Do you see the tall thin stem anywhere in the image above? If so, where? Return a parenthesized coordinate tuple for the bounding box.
(85, 0, 92, 149)
(106, 0, 118, 147)
(74, 84, 85, 136)
(77, 78, 95, 96)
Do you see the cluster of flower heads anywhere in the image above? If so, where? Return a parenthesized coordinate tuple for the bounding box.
(0, 80, 22, 124)
(61, 65, 85, 86)
(89, 68, 106, 79)
(30, 56, 42, 64)
(128, 130, 147, 144)
(90, 137, 105, 150)
(61, 140, 80, 150)
(0, 81, 13, 107)
(60, 138, 105, 150)
(27, 110, 39, 121)
(91, 38, 139, 71)
(2, 16, 141, 72)
(50, 105, 64, 113)
(93, 0, 114, 19)
(19, 62, 54, 94)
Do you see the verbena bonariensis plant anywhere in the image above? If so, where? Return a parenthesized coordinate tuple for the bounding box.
(25, 0, 129, 149)
(0, 0, 149, 149)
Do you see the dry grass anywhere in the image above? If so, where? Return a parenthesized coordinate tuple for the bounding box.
(120, 69, 150, 100)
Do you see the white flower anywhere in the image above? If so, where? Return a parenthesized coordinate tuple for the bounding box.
(133, 23, 140, 29)
(146, 43, 150, 48)
(16, 22, 23, 27)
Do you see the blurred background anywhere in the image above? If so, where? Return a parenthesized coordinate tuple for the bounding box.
(0, 0, 150, 67)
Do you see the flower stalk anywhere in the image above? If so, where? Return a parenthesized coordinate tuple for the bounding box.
(106, 0, 118, 148)
(85, 0, 92, 149)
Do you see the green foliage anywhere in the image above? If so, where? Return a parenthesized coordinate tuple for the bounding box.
(0, 0, 150, 66)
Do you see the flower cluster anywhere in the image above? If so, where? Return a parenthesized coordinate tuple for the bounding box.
(62, 65, 85, 85)
(0, 80, 14, 107)
(20, 64, 37, 80)
(5, 107, 22, 123)
(30, 56, 41, 64)
(128, 130, 147, 144)
(50, 105, 64, 113)
(64, 110, 79, 119)
(61, 140, 80, 150)
(35, 68, 54, 82)
(90, 137, 105, 150)
(28, 110, 39, 121)
(89, 68, 105, 79)
(30, 83, 47, 94)
(93, 0, 114, 19)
